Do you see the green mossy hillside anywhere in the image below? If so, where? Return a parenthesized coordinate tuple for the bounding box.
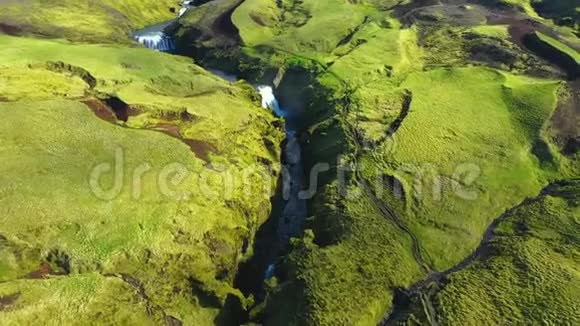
(370, 67, 571, 269)
(401, 180, 580, 324)
(0, 35, 283, 165)
(496, 0, 579, 30)
(0, 274, 161, 325)
(0, 0, 177, 43)
(0, 35, 284, 324)
(259, 182, 424, 325)
(190, 0, 580, 324)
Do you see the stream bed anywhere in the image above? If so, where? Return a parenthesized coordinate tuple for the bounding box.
(134, 17, 308, 305)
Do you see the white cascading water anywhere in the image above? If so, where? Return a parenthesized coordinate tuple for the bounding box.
(134, 33, 174, 52)
(257, 85, 285, 117)
(258, 85, 307, 280)
(133, 1, 196, 51)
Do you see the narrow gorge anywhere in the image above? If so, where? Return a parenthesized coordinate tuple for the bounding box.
(0, 0, 578, 325)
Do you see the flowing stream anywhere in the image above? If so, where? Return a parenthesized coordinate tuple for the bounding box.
(133, 0, 198, 51)
(133, 20, 175, 51)
(134, 2, 308, 311)
(257, 85, 308, 279)
(134, 17, 308, 281)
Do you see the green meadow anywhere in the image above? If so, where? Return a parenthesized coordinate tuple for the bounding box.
(201, 0, 580, 324)
(0, 0, 578, 325)
(0, 28, 282, 325)
(0, 0, 177, 42)
(368, 67, 570, 269)
(432, 181, 580, 324)
(537, 32, 580, 63)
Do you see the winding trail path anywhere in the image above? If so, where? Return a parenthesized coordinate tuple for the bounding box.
(339, 88, 434, 275)
(376, 181, 570, 325)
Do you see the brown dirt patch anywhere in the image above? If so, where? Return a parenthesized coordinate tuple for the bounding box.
(104, 96, 131, 122)
(183, 139, 217, 163)
(487, 12, 577, 51)
(24, 262, 56, 279)
(82, 97, 139, 123)
(486, 13, 539, 47)
(82, 99, 117, 123)
(0, 23, 22, 35)
(0, 292, 20, 311)
(507, 22, 536, 47)
(486, 13, 577, 78)
(154, 123, 217, 163)
(82, 98, 216, 162)
(550, 80, 580, 155)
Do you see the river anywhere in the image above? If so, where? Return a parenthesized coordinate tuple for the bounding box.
(134, 13, 308, 290)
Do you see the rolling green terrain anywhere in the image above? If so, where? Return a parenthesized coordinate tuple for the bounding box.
(496, 0, 579, 30)
(536, 32, 580, 63)
(394, 180, 580, 324)
(0, 4, 283, 324)
(0, 0, 177, 42)
(0, 0, 579, 325)
(363, 67, 560, 268)
(435, 180, 580, 324)
(175, 0, 580, 324)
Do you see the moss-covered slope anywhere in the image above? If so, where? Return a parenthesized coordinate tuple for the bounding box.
(0, 5, 283, 324)
(173, 0, 579, 324)
(0, 0, 177, 42)
(395, 180, 580, 324)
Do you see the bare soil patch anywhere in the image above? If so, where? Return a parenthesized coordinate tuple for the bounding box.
(83, 98, 216, 162)
(0, 23, 22, 35)
(154, 123, 217, 163)
(0, 292, 20, 312)
(82, 99, 117, 123)
(550, 80, 580, 155)
(24, 262, 64, 279)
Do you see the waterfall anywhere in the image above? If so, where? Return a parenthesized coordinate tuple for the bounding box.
(133, 0, 201, 51)
(179, 0, 199, 17)
(257, 85, 307, 280)
(257, 85, 285, 117)
(134, 33, 174, 51)
(264, 264, 275, 279)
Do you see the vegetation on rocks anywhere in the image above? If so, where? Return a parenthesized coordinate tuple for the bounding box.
(0, 3, 283, 324)
(0, 0, 578, 325)
(173, 0, 579, 324)
(394, 180, 580, 324)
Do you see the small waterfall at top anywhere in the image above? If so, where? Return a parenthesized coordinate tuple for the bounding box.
(134, 32, 174, 52)
(257, 86, 285, 117)
(133, 1, 198, 51)
(198, 71, 308, 292)
(257, 85, 307, 280)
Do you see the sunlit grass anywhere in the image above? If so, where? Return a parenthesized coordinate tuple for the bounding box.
(0, 35, 283, 323)
(0, 0, 176, 42)
(367, 67, 567, 269)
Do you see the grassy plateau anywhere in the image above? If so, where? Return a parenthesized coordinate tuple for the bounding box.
(172, 0, 580, 324)
(0, 3, 284, 324)
(0, 0, 579, 325)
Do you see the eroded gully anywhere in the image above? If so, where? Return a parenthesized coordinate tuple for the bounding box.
(133, 2, 579, 324)
(134, 16, 308, 313)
